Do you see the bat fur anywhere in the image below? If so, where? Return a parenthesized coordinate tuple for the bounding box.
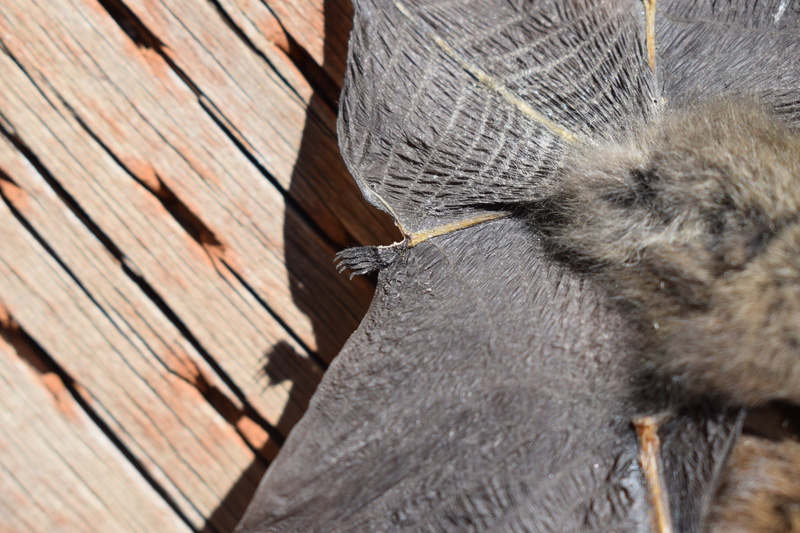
(708, 435, 800, 532)
(537, 96, 800, 406)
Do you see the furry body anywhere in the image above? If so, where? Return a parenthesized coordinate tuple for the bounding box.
(710, 435, 800, 532)
(545, 98, 800, 405)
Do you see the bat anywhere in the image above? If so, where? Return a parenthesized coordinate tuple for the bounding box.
(235, 1, 800, 531)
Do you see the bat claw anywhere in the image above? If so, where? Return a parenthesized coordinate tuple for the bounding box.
(334, 242, 405, 278)
(335, 213, 508, 278)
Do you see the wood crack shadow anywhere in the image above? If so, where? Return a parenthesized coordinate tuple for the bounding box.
(0, 309, 197, 530)
(94, 0, 348, 257)
(1, 115, 285, 532)
(64, 103, 229, 263)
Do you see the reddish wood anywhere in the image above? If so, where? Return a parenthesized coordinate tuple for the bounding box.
(0, 0, 392, 529)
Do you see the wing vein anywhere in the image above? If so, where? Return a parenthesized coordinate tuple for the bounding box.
(394, 1, 580, 144)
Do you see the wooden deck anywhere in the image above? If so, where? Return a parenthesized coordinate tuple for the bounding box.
(0, 0, 398, 530)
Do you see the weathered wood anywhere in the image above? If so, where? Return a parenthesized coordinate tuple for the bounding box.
(0, 0, 391, 529)
(0, 0, 386, 358)
(0, 328, 193, 533)
(0, 196, 273, 531)
(0, 57, 312, 433)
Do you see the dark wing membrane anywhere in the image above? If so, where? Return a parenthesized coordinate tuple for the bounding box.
(658, 0, 800, 125)
(235, 219, 740, 532)
(339, 0, 656, 235)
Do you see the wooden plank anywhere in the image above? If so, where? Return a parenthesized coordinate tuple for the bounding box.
(0, 0, 385, 528)
(0, 328, 193, 533)
(0, 124, 288, 442)
(216, 0, 353, 91)
(0, 0, 353, 426)
(0, 0, 393, 361)
(117, 0, 394, 244)
(0, 75, 316, 434)
(0, 209, 267, 531)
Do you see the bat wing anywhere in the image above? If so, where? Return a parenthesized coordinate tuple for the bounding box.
(339, 0, 800, 234)
(657, 0, 800, 125)
(338, 0, 657, 235)
(235, 0, 800, 530)
(236, 219, 742, 532)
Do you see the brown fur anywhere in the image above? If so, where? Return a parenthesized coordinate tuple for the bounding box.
(544, 97, 800, 405)
(708, 435, 800, 533)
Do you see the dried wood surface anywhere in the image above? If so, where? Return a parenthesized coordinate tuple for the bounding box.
(0, 0, 397, 530)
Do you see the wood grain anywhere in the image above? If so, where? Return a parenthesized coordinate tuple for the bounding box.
(0, 327, 194, 533)
(0, 0, 393, 529)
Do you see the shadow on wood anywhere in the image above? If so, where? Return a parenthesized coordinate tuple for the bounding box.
(200, 340, 319, 533)
(199, 1, 397, 530)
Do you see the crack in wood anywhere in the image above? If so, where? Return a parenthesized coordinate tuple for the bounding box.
(150, 170, 228, 263)
(0, 166, 28, 210)
(118, 255, 291, 447)
(0, 306, 196, 529)
(169, 348, 286, 453)
(206, 0, 341, 111)
(95, 0, 166, 51)
(61, 99, 230, 268)
(0, 114, 128, 263)
(0, 309, 78, 420)
(0, 111, 285, 456)
(222, 259, 328, 371)
(0, 156, 127, 333)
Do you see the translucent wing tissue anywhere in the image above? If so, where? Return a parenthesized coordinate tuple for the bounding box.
(338, 0, 656, 235)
